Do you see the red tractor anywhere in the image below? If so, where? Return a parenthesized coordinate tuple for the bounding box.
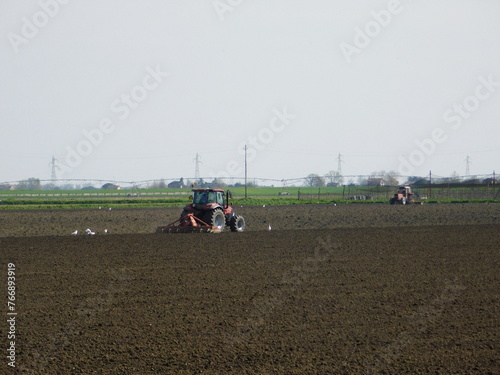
(156, 189, 246, 233)
(390, 185, 421, 205)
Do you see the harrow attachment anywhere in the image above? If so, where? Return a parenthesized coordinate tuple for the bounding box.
(155, 213, 222, 234)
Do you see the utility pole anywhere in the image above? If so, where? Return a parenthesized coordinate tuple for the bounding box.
(429, 170, 432, 200)
(49, 156, 59, 185)
(336, 153, 343, 176)
(336, 153, 344, 185)
(244, 145, 248, 198)
(465, 155, 471, 176)
(493, 170, 496, 199)
(193, 153, 201, 181)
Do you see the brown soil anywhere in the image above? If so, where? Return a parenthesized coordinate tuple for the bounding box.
(1, 202, 499, 237)
(0, 204, 498, 374)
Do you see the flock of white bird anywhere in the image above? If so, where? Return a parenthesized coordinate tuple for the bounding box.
(69, 204, 278, 235)
(70, 207, 112, 235)
(71, 228, 108, 236)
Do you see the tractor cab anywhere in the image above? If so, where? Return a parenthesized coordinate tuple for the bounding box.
(397, 186, 411, 197)
(192, 189, 225, 207)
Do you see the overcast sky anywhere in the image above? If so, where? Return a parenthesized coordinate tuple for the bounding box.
(1, 0, 499, 185)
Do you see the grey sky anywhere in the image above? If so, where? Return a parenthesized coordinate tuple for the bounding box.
(1, 0, 499, 184)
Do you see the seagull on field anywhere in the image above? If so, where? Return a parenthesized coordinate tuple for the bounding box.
(104, 229, 108, 234)
(85, 228, 96, 235)
(71, 230, 78, 235)
(268, 224, 272, 231)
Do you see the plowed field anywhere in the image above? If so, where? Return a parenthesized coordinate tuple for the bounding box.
(1, 204, 498, 374)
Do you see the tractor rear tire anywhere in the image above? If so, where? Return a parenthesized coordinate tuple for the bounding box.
(230, 215, 245, 232)
(206, 209, 225, 231)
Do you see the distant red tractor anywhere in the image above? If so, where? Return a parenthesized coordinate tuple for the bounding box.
(390, 185, 421, 205)
(156, 189, 246, 233)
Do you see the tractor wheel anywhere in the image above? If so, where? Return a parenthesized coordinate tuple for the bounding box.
(230, 215, 246, 232)
(206, 209, 225, 231)
(389, 198, 396, 205)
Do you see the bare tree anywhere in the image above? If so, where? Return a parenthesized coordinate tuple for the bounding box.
(304, 174, 326, 187)
(148, 180, 166, 189)
(384, 170, 400, 186)
(326, 170, 343, 186)
(17, 178, 41, 190)
(211, 178, 227, 188)
(369, 170, 400, 186)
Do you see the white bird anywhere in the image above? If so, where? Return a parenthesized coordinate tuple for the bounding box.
(263, 204, 266, 208)
(109, 207, 112, 211)
(268, 224, 272, 231)
(85, 228, 96, 235)
(71, 230, 78, 235)
(104, 229, 108, 234)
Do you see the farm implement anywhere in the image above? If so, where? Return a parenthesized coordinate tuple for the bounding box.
(156, 189, 246, 233)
